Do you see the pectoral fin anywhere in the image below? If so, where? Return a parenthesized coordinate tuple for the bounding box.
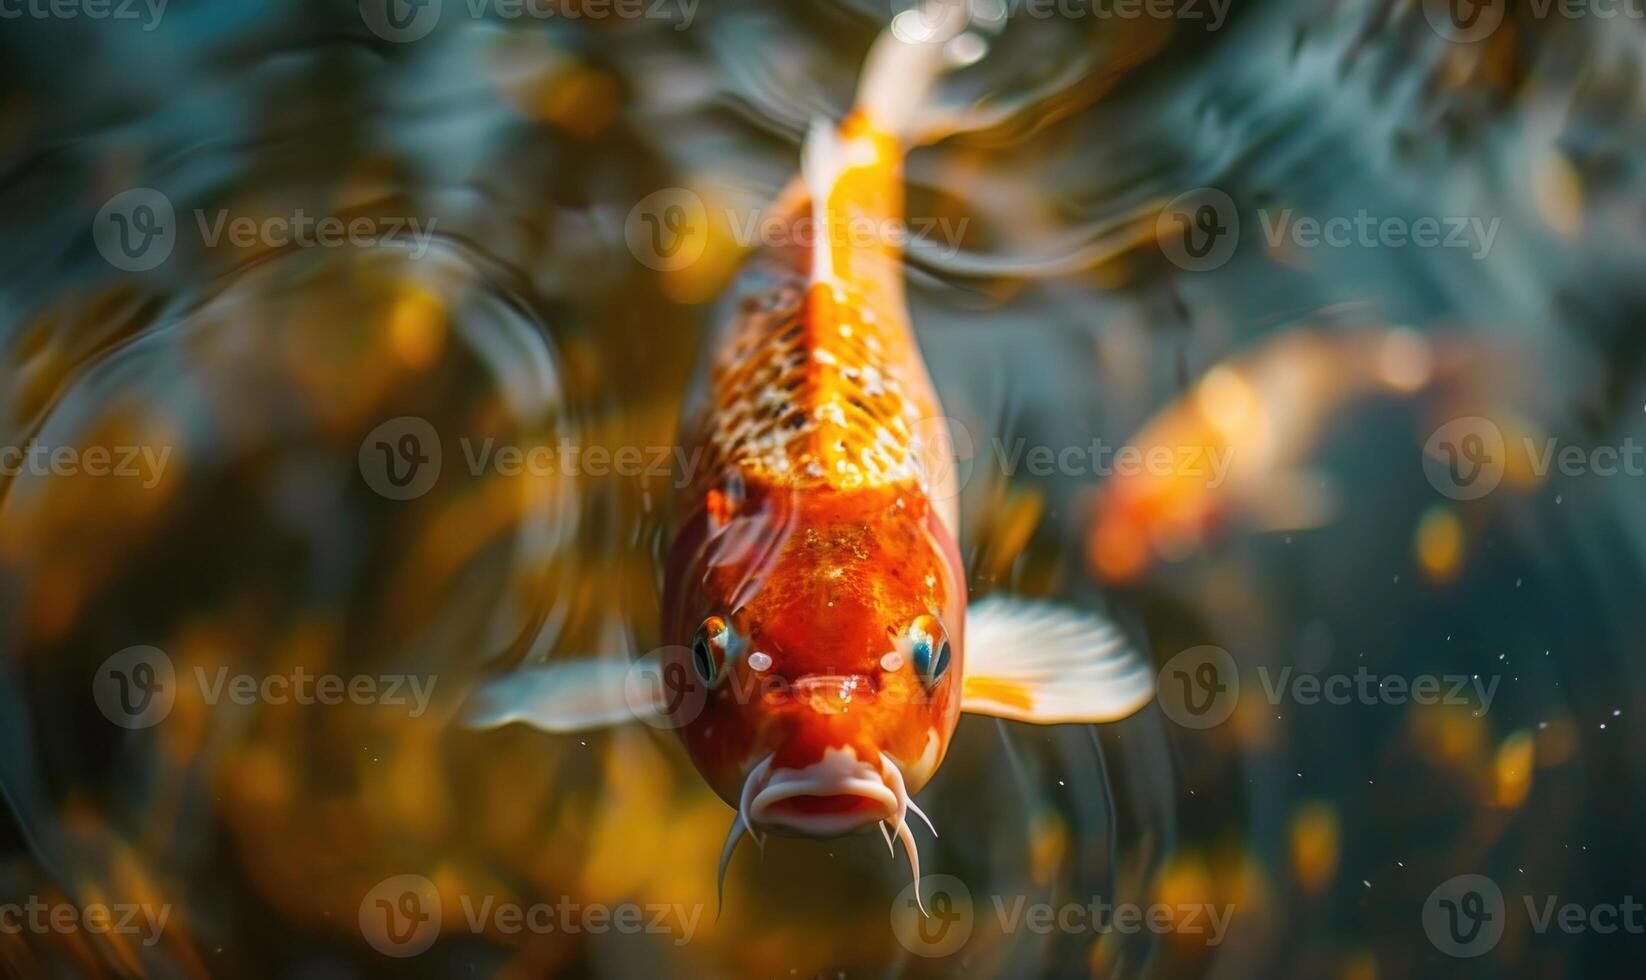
(465, 651, 665, 732)
(961, 596, 1154, 724)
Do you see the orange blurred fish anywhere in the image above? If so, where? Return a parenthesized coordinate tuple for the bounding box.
(469, 4, 1153, 909)
(1088, 326, 1456, 582)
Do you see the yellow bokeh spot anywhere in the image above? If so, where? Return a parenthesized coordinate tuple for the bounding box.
(1196, 366, 1258, 439)
(1534, 148, 1584, 241)
(1341, 950, 1380, 980)
(540, 67, 621, 139)
(1376, 328, 1433, 393)
(1415, 506, 1463, 582)
(1409, 701, 1489, 770)
(1289, 800, 1340, 894)
(389, 284, 446, 370)
(1028, 809, 1068, 888)
(1492, 729, 1535, 809)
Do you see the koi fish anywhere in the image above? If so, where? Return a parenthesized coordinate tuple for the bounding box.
(468, 4, 1154, 909)
(1087, 326, 1455, 582)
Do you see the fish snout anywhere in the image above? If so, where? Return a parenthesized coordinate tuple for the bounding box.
(783, 673, 877, 714)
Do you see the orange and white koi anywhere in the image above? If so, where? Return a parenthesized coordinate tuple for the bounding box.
(469, 4, 1154, 910)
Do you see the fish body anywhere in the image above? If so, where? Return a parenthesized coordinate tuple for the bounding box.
(468, 5, 1155, 906)
(661, 105, 967, 825)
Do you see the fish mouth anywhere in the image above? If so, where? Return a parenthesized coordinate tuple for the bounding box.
(749, 756, 899, 836)
(716, 750, 940, 916)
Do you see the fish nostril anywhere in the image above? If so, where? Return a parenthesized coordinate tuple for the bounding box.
(788, 674, 876, 712)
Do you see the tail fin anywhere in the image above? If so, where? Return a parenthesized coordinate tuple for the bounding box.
(798, 2, 979, 287)
(856, 0, 974, 142)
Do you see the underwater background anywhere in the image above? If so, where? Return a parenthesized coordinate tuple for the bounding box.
(2, 0, 1644, 975)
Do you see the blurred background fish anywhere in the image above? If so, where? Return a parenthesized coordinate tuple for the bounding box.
(1086, 325, 1516, 582)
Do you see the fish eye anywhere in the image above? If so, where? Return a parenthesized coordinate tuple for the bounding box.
(908, 614, 950, 690)
(693, 615, 730, 686)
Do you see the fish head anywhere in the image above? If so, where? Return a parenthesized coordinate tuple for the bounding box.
(662, 484, 964, 838)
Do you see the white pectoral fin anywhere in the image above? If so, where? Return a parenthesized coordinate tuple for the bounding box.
(961, 596, 1155, 724)
(464, 651, 665, 732)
